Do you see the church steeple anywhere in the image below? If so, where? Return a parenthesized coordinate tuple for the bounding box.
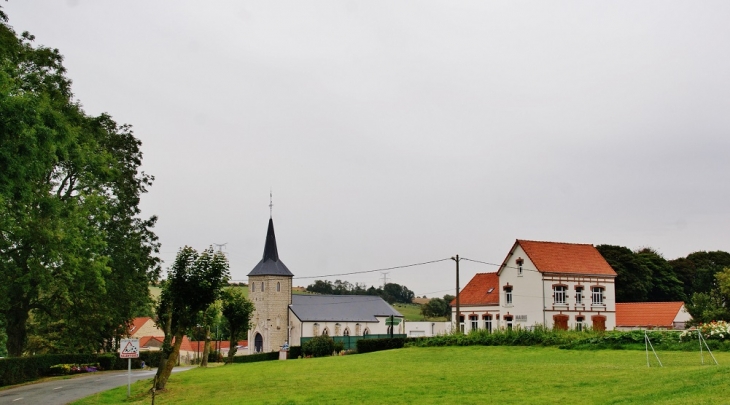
(247, 217, 293, 277)
(262, 218, 279, 262)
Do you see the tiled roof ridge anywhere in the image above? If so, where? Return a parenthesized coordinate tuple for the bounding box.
(517, 239, 593, 246)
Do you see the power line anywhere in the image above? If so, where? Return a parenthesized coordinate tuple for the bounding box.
(461, 257, 540, 273)
(293, 258, 451, 280)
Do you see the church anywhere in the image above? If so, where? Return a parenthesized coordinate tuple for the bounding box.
(247, 215, 404, 354)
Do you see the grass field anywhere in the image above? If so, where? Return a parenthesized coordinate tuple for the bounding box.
(392, 303, 446, 322)
(73, 346, 730, 404)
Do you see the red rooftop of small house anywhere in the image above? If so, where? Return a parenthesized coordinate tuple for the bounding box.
(616, 302, 685, 328)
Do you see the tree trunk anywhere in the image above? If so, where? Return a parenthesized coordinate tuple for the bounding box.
(200, 325, 211, 367)
(226, 327, 238, 364)
(5, 299, 30, 357)
(155, 332, 183, 390)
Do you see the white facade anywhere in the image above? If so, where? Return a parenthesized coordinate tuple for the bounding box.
(289, 314, 405, 346)
(499, 244, 616, 331)
(405, 321, 452, 337)
(452, 240, 617, 331)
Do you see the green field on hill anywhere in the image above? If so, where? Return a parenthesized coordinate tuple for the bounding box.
(392, 303, 446, 322)
(73, 346, 729, 405)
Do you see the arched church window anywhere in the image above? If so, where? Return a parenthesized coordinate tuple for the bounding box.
(313, 323, 319, 336)
(277, 282, 280, 292)
(252, 283, 255, 292)
(261, 281, 264, 291)
(363, 327, 370, 336)
(322, 327, 329, 336)
(343, 328, 350, 336)
(335, 323, 341, 336)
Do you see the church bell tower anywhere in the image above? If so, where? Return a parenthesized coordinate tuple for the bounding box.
(247, 214, 293, 353)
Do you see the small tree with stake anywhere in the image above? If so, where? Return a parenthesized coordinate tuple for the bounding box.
(154, 246, 229, 390)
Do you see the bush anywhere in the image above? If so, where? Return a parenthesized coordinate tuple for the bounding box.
(230, 351, 279, 364)
(289, 346, 302, 359)
(303, 335, 336, 357)
(357, 338, 406, 354)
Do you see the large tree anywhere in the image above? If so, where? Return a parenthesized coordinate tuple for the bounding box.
(596, 245, 652, 302)
(0, 11, 159, 356)
(636, 248, 685, 302)
(670, 251, 730, 297)
(155, 247, 229, 390)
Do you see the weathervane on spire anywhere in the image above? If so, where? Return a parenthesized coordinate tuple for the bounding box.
(269, 189, 273, 218)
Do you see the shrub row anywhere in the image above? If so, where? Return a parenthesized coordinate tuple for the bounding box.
(357, 338, 406, 354)
(405, 327, 730, 352)
(230, 351, 279, 363)
(0, 351, 164, 387)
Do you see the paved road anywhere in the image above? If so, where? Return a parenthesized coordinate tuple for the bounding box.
(0, 368, 191, 405)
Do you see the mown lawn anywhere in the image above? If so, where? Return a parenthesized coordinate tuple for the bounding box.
(73, 346, 730, 405)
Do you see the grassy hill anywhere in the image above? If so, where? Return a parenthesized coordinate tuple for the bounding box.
(392, 303, 447, 322)
(73, 346, 730, 404)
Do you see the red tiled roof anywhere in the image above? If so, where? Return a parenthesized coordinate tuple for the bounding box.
(139, 336, 163, 347)
(218, 340, 248, 349)
(517, 240, 617, 276)
(129, 317, 153, 335)
(616, 302, 685, 327)
(450, 273, 499, 306)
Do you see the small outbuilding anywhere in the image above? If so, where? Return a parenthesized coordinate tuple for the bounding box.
(615, 302, 691, 330)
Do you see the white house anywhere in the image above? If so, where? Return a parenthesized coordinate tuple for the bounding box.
(453, 240, 617, 331)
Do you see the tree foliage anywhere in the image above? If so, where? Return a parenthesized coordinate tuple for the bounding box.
(596, 245, 685, 303)
(305, 280, 414, 304)
(0, 11, 159, 356)
(420, 297, 449, 319)
(595, 245, 651, 302)
(685, 267, 730, 325)
(155, 246, 229, 390)
(221, 288, 254, 363)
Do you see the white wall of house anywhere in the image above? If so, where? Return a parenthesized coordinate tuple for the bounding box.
(451, 304, 500, 333)
(288, 310, 405, 346)
(499, 245, 546, 329)
(673, 305, 692, 329)
(406, 321, 452, 337)
(495, 243, 617, 331)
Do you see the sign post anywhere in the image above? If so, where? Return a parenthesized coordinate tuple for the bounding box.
(119, 338, 140, 397)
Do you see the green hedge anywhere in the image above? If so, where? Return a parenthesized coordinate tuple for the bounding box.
(0, 351, 163, 387)
(230, 351, 279, 363)
(0, 354, 98, 387)
(356, 338, 406, 354)
(228, 347, 303, 363)
(406, 328, 730, 352)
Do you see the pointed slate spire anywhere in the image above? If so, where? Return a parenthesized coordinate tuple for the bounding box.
(247, 217, 293, 277)
(262, 218, 279, 262)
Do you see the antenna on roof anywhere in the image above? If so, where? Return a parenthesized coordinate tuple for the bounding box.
(269, 189, 273, 218)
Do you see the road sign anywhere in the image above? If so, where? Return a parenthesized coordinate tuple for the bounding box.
(385, 318, 402, 326)
(119, 338, 140, 358)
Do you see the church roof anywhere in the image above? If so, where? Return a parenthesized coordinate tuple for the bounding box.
(247, 218, 294, 277)
(289, 295, 402, 322)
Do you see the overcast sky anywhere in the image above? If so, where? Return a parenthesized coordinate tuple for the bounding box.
(5, 1, 729, 297)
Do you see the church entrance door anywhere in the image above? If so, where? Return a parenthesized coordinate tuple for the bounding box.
(254, 333, 263, 353)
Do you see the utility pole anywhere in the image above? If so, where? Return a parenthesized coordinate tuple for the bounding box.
(451, 255, 461, 334)
(380, 272, 390, 289)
